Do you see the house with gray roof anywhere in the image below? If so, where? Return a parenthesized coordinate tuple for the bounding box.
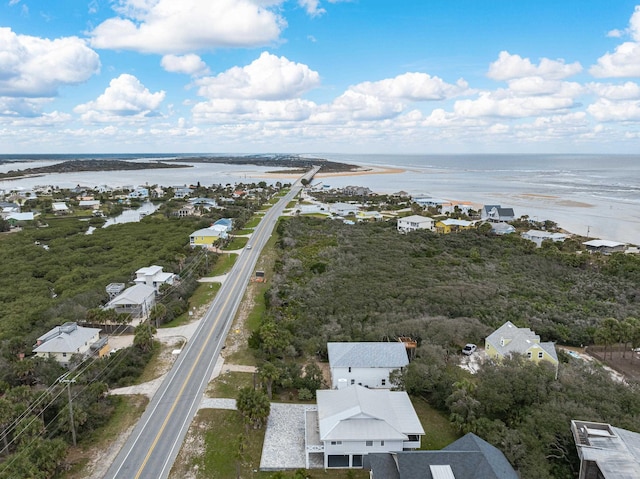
(485, 321, 558, 374)
(104, 283, 156, 318)
(369, 432, 518, 479)
(328, 342, 409, 390)
(571, 420, 640, 479)
(481, 205, 515, 222)
(33, 322, 103, 366)
(305, 385, 424, 469)
(583, 239, 627, 254)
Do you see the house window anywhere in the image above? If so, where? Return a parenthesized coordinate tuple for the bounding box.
(527, 352, 532, 359)
(538, 352, 544, 359)
(380, 441, 385, 446)
(352, 455, 363, 468)
(348, 367, 351, 373)
(350, 379, 355, 385)
(330, 441, 342, 445)
(366, 441, 373, 447)
(408, 435, 419, 442)
(381, 379, 386, 386)
(62, 353, 67, 357)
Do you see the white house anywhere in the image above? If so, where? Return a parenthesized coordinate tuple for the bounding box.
(522, 229, 568, 247)
(397, 215, 434, 233)
(134, 265, 176, 292)
(305, 385, 424, 468)
(329, 202, 360, 216)
(33, 322, 103, 366)
(328, 342, 409, 390)
(105, 283, 156, 318)
(52, 202, 69, 214)
(128, 187, 149, 199)
(414, 197, 448, 209)
(583, 239, 627, 254)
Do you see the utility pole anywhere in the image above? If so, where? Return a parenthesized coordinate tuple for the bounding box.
(60, 375, 77, 446)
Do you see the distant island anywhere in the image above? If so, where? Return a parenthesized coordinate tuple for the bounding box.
(169, 154, 359, 173)
(0, 159, 190, 180)
(0, 155, 359, 180)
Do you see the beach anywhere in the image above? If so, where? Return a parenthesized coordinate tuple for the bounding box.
(1, 154, 638, 245)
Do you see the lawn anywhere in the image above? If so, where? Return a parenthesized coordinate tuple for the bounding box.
(224, 236, 249, 250)
(244, 216, 262, 228)
(412, 396, 461, 450)
(209, 252, 237, 276)
(162, 282, 221, 328)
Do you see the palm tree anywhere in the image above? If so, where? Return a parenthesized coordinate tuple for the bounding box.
(258, 361, 280, 400)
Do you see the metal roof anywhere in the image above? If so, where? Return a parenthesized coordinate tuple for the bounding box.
(33, 323, 101, 354)
(107, 284, 156, 306)
(328, 342, 409, 369)
(316, 385, 423, 443)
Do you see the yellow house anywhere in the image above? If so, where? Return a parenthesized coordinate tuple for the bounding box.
(435, 218, 475, 234)
(485, 321, 559, 371)
(189, 225, 225, 247)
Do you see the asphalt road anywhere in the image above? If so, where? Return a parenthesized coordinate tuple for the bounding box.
(103, 167, 319, 479)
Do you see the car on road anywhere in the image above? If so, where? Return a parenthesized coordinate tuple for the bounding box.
(246, 245, 252, 249)
(462, 344, 477, 355)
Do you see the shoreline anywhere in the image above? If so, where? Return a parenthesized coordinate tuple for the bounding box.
(250, 165, 406, 179)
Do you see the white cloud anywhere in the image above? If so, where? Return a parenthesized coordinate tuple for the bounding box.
(587, 98, 640, 121)
(590, 6, 640, 77)
(74, 74, 165, 121)
(0, 27, 100, 97)
(590, 41, 640, 77)
(350, 72, 469, 101)
(161, 54, 209, 76)
(192, 98, 317, 122)
(453, 91, 575, 118)
(607, 29, 624, 38)
(588, 81, 640, 100)
(299, 0, 326, 17)
(488, 51, 582, 81)
(195, 52, 320, 100)
(89, 0, 286, 54)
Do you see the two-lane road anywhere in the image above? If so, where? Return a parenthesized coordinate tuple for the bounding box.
(104, 167, 319, 479)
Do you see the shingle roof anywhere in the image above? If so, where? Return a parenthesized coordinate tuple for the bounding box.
(328, 342, 409, 369)
(486, 321, 558, 363)
(369, 433, 518, 479)
(316, 385, 423, 442)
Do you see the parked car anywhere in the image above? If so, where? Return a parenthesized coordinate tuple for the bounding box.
(462, 344, 477, 355)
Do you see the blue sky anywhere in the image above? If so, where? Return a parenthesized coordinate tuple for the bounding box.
(2, 0, 640, 154)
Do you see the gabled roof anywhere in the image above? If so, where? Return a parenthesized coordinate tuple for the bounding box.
(316, 385, 423, 442)
(438, 218, 474, 227)
(486, 321, 558, 363)
(107, 284, 155, 306)
(398, 215, 433, 224)
(369, 433, 518, 479)
(33, 322, 101, 354)
(328, 342, 409, 369)
(583, 239, 626, 248)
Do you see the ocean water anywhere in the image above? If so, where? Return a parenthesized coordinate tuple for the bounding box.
(1, 154, 638, 244)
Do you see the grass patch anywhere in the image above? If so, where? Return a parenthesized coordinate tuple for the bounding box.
(207, 370, 255, 398)
(65, 395, 148, 479)
(210, 253, 237, 276)
(235, 228, 254, 235)
(244, 216, 262, 228)
(225, 236, 249, 250)
(172, 408, 368, 479)
(412, 396, 461, 450)
(225, 346, 258, 367)
(163, 282, 221, 327)
(286, 201, 298, 208)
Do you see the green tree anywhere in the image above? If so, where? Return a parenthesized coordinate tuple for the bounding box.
(258, 361, 280, 400)
(133, 322, 156, 353)
(236, 387, 270, 431)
